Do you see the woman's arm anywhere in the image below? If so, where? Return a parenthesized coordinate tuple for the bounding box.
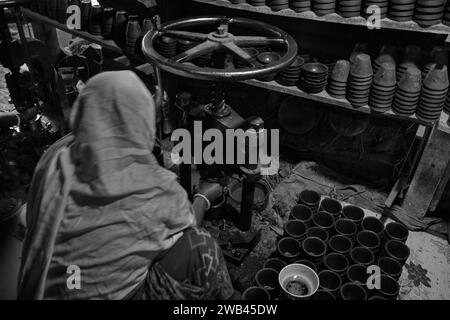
(192, 181, 224, 226)
(192, 197, 208, 226)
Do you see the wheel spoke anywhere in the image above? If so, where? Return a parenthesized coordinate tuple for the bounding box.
(171, 41, 218, 63)
(223, 42, 264, 68)
(160, 30, 209, 42)
(234, 36, 285, 47)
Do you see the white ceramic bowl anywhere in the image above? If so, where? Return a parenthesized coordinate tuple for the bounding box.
(279, 263, 320, 300)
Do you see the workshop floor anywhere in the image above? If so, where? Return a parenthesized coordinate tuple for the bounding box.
(220, 161, 450, 300)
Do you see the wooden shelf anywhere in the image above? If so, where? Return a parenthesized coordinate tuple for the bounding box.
(22, 8, 123, 54)
(241, 79, 446, 128)
(194, 0, 450, 35)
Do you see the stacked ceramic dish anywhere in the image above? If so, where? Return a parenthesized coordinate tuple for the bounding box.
(336, 0, 362, 18)
(416, 64, 449, 122)
(177, 39, 196, 54)
(268, 0, 289, 11)
(326, 59, 350, 99)
(291, 0, 312, 12)
(347, 53, 373, 108)
(316, 56, 337, 77)
(247, 0, 266, 6)
(158, 36, 177, 58)
(392, 67, 422, 117)
(414, 0, 446, 27)
(300, 62, 329, 93)
(369, 62, 396, 113)
(387, 0, 416, 22)
(312, 0, 336, 16)
(362, 0, 388, 18)
(276, 56, 305, 86)
(256, 52, 281, 82)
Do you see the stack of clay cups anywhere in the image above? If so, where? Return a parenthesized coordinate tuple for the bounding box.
(336, 0, 362, 18)
(414, 0, 446, 27)
(373, 54, 396, 78)
(300, 62, 329, 93)
(247, 0, 266, 6)
(444, 1, 450, 26)
(326, 59, 350, 99)
(392, 67, 422, 117)
(158, 36, 177, 58)
(347, 53, 373, 108)
(268, 0, 289, 11)
(276, 56, 305, 86)
(230, 0, 247, 4)
(388, 0, 416, 22)
(445, 89, 450, 115)
(397, 45, 422, 83)
(369, 62, 396, 113)
(291, 0, 312, 12)
(312, 0, 336, 16)
(316, 56, 337, 77)
(416, 64, 449, 122)
(298, 190, 321, 214)
(362, 0, 388, 19)
(422, 47, 449, 80)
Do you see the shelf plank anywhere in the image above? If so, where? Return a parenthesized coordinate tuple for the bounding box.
(22, 8, 123, 54)
(193, 0, 450, 35)
(241, 79, 442, 127)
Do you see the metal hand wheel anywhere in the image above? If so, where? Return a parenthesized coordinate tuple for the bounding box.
(142, 16, 298, 81)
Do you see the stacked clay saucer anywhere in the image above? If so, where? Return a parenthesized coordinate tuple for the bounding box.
(369, 62, 396, 113)
(336, 0, 362, 18)
(300, 62, 329, 93)
(276, 56, 305, 86)
(292, 0, 312, 12)
(229, 0, 247, 4)
(392, 67, 422, 117)
(326, 59, 350, 99)
(256, 52, 281, 82)
(177, 39, 196, 54)
(312, 0, 336, 16)
(347, 53, 373, 108)
(268, 0, 289, 11)
(247, 0, 266, 6)
(414, 0, 446, 27)
(362, 0, 388, 19)
(416, 64, 449, 122)
(158, 36, 177, 58)
(388, 0, 416, 22)
(316, 56, 338, 77)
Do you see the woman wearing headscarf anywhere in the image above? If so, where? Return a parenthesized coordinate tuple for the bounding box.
(18, 71, 234, 300)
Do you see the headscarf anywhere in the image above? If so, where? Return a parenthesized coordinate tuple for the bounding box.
(18, 71, 195, 299)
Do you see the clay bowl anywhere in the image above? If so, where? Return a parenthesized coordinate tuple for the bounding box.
(257, 52, 281, 65)
(301, 62, 329, 77)
(306, 227, 330, 243)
